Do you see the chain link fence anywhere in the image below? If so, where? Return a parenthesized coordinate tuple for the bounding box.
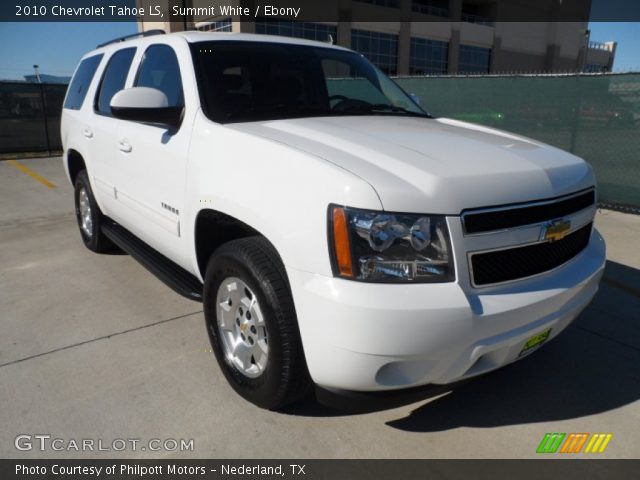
(0, 81, 67, 155)
(396, 73, 640, 212)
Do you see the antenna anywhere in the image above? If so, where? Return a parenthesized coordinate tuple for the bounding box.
(326, 34, 334, 45)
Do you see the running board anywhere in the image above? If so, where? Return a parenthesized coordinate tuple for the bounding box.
(102, 220, 203, 302)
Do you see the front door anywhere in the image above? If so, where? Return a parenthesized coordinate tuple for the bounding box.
(112, 43, 190, 267)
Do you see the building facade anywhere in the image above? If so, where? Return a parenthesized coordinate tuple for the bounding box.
(137, 0, 616, 75)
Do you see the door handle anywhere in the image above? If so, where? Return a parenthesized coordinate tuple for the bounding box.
(118, 140, 132, 153)
(82, 128, 93, 138)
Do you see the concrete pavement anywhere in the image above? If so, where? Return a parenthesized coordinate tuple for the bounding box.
(1, 157, 639, 459)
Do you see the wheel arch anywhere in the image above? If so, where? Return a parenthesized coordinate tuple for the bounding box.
(194, 209, 285, 280)
(66, 148, 87, 186)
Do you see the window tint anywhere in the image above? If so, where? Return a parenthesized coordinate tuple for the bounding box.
(322, 59, 388, 106)
(135, 45, 184, 107)
(96, 47, 136, 115)
(191, 41, 426, 123)
(64, 54, 103, 110)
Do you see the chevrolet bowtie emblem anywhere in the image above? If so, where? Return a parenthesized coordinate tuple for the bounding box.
(541, 219, 571, 242)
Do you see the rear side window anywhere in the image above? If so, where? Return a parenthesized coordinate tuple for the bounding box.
(64, 54, 103, 110)
(135, 45, 184, 107)
(95, 47, 136, 115)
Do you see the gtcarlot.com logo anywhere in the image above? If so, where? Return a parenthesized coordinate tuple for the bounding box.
(15, 434, 194, 452)
(536, 433, 613, 454)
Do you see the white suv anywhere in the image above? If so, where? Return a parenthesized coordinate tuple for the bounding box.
(61, 31, 606, 410)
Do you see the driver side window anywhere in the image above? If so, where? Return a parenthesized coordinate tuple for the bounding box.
(95, 47, 136, 115)
(135, 44, 184, 108)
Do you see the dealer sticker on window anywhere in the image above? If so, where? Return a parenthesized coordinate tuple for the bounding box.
(519, 328, 552, 357)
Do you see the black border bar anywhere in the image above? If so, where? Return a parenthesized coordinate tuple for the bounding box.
(3, 459, 640, 480)
(4, 0, 640, 22)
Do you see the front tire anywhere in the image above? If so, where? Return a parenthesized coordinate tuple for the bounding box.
(74, 170, 114, 253)
(203, 237, 311, 410)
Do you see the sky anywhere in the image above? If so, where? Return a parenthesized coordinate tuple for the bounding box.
(588, 22, 640, 71)
(0, 21, 639, 80)
(0, 22, 137, 80)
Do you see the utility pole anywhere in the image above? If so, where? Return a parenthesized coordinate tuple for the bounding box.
(33, 64, 41, 83)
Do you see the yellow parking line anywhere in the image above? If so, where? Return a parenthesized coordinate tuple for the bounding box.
(6, 159, 56, 189)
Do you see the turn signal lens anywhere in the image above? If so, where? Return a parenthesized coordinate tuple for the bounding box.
(332, 207, 353, 277)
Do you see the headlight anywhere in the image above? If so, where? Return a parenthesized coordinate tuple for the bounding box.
(329, 205, 455, 283)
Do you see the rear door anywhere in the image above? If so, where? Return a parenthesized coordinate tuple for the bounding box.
(61, 53, 103, 199)
(87, 47, 137, 216)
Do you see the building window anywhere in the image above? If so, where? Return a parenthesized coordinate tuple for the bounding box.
(410, 37, 448, 75)
(354, 0, 400, 8)
(255, 21, 337, 43)
(196, 18, 232, 32)
(458, 45, 491, 74)
(411, 0, 449, 18)
(351, 29, 399, 75)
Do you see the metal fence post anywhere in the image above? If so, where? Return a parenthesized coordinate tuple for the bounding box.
(39, 82, 52, 156)
(568, 76, 582, 154)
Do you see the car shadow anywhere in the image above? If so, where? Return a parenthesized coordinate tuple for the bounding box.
(286, 261, 640, 425)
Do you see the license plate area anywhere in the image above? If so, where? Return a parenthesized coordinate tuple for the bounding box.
(518, 328, 551, 357)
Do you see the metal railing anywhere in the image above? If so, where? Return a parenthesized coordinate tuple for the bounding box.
(588, 41, 614, 51)
(411, 3, 450, 18)
(461, 13, 495, 26)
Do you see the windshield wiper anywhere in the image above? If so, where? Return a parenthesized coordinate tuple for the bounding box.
(336, 101, 432, 118)
(370, 103, 433, 118)
(224, 102, 432, 122)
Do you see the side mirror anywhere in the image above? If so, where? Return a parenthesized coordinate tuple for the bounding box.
(110, 87, 182, 126)
(409, 93, 421, 106)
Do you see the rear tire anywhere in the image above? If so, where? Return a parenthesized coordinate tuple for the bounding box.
(203, 236, 312, 410)
(74, 170, 114, 253)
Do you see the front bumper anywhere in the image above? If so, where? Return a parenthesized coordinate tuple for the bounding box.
(287, 229, 606, 392)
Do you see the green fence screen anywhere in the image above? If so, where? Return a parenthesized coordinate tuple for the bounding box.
(396, 74, 640, 211)
(1, 75, 638, 210)
(0, 81, 67, 154)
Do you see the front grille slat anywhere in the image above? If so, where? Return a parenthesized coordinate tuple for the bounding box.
(463, 190, 595, 234)
(470, 223, 592, 286)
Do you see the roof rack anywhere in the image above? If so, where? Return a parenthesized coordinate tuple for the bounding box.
(97, 29, 165, 48)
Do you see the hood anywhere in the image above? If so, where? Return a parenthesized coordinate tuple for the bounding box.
(228, 116, 594, 214)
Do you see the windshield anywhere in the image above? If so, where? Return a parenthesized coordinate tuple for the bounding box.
(190, 40, 430, 123)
